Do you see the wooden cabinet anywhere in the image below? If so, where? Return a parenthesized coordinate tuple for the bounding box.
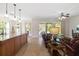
(14, 36, 21, 53)
(0, 33, 28, 56)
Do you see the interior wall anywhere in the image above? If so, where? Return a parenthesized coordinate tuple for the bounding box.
(61, 18, 70, 37)
(31, 18, 57, 38)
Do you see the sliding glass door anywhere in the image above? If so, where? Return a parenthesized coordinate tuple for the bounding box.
(39, 23, 46, 35)
(39, 23, 52, 35)
(46, 23, 53, 33)
(39, 22, 61, 35)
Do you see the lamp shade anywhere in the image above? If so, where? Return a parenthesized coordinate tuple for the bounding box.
(50, 27, 59, 34)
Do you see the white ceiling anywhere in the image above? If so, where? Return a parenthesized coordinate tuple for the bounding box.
(0, 3, 79, 19)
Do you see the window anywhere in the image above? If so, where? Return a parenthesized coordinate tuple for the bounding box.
(47, 23, 53, 33)
(26, 23, 31, 32)
(39, 22, 61, 35)
(76, 25, 79, 33)
(0, 20, 6, 35)
(39, 23, 53, 34)
(39, 23, 46, 35)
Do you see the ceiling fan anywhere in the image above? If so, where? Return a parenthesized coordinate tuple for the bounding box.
(59, 12, 70, 20)
(61, 12, 70, 17)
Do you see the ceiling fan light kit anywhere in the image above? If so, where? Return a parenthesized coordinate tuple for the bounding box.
(59, 12, 70, 20)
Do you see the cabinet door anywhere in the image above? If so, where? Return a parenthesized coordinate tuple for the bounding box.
(14, 36, 21, 54)
(10, 38, 15, 55)
(2, 40, 11, 56)
(20, 35, 24, 46)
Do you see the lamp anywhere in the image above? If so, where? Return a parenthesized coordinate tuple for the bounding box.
(13, 3, 16, 18)
(5, 3, 9, 17)
(6, 3, 8, 15)
(16, 9, 22, 30)
(50, 27, 59, 34)
(18, 9, 22, 23)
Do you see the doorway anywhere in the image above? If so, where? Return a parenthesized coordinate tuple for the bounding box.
(39, 23, 53, 35)
(39, 23, 52, 45)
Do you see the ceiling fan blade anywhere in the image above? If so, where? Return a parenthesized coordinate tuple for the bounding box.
(66, 13, 70, 17)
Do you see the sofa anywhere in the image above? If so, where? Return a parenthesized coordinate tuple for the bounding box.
(62, 38, 79, 56)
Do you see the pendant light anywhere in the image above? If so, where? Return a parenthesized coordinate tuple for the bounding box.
(13, 3, 16, 18)
(18, 9, 21, 22)
(5, 3, 8, 17)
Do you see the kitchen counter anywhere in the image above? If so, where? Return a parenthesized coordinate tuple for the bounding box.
(0, 33, 25, 41)
(0, 33, 28, 56)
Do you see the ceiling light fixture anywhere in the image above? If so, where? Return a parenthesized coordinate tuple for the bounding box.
(19, 9, 21, 20)
(5, 3, 9, 17)
(59, 12, 70, 21)
(13, 3, 16, 18)
(18, 9, 22, 23)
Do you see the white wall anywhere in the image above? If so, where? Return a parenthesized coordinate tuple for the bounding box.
(61, 18, 70, 37)
(60, 16, 79, 38)
(31, 18, 57, 38)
